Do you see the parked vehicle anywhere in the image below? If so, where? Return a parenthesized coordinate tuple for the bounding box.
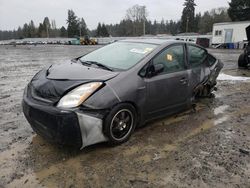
(69, 36, 98, 45)
(80, 35, 98, 45)
(22, 39, 223, 149)
(238, 25, 250, 68)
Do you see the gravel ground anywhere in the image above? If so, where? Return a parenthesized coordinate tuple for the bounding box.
(0, 45, 249, 188)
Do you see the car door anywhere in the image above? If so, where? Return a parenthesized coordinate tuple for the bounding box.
(144, 44, 189, 118)
(187, 44, 208, 90)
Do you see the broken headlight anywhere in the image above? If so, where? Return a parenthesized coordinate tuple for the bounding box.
(57, 82, 102, 108)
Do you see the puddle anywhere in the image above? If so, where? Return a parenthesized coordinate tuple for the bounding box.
(217, 73, 250, 82)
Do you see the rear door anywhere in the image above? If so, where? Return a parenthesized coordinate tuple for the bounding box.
(145, 44, 189, 117)
(187, 44, 209, 90)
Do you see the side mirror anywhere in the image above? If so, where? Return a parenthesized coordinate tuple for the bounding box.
(154, 63, 164, 74)
(147, 63, 164, 77)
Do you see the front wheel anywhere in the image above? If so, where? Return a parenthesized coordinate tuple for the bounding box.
(104, 104, 137, 145)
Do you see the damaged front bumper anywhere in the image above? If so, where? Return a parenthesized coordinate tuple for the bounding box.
(22, 87, 108, 149)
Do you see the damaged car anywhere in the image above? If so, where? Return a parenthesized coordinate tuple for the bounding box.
(22, 39, 223, 149)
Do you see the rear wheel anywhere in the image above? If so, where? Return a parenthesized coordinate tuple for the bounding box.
(104, 104, 136, 145)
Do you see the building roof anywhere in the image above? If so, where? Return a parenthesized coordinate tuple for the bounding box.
(214, 21, 250, 26)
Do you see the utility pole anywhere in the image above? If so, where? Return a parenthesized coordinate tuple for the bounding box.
(79, 23, 82, 37)
(142, 6, 146, 36)
(143, 20, 145, 36)
(46, 23, 49, 38)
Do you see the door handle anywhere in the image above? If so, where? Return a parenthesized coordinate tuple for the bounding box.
(180, 78, 188, 84)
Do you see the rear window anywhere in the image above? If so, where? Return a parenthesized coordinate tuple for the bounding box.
(207, 54, 217, 66)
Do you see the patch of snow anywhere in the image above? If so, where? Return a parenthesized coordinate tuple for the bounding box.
(214, 105, 229, 116)
(214, 115, 229, 126)
(217, 73, 250, 82)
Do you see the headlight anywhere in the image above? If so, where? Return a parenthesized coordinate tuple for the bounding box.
(57, 82, 102, 108)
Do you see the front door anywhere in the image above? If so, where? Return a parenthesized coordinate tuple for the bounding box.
(145, 44, 189, 117)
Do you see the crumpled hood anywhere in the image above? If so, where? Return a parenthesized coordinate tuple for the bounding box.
(47, 61, 119, 80)
(29, 61, 119, 103)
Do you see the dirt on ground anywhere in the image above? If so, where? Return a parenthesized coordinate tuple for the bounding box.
(0, 45, 249, 188)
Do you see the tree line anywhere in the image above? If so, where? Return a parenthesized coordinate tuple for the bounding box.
(0, 0, 249, 40)
(0, 17, 68, 40)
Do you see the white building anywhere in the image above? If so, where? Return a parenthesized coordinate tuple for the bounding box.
(212, 21, 250, 46)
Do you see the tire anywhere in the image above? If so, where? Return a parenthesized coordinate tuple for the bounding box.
(104, 103, 137, 145)
(238, 53, 247, 68)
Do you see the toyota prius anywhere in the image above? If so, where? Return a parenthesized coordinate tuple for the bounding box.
(22, 39, 223, 149)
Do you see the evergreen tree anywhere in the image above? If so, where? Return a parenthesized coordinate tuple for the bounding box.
(29, 20, 36, 37)
(96, 23, 109, 37)
(38, 23, 44, 37)
(66, 9, 79, 37)
(198, 8, 231, 34)
(228, 0, 250, 21)
(96, 22, 102, 37)
(152, 20, 157, 35)
(78, 18, 88, 36)
(43, 17, 50, 37)
(17, 27, 23, 39)
(22, 23, 29, 38)
(101, 24, 109, 37)
(180, 0, 197, 33)
(193, 13, 201, 33)
(159, 19, 166, 34)
(60, 26, 67, 37)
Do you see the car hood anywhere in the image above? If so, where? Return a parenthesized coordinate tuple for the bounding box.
(47, 60, 119, 80)
(29, 61, 119, 103)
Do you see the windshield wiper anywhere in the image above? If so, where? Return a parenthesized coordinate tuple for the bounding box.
(79, 60, 113, 71)
(78, 59, 91, 66)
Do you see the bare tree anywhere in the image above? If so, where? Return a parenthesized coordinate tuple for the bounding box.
(126, 4, 148, 22)
(125, 5, 148, 36)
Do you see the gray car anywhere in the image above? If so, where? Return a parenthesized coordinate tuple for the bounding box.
(22, 39, 223, 149)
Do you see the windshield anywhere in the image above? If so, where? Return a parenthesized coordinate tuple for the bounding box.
(80, 42, 157, 70)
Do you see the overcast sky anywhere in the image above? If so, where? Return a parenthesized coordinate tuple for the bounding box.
(0, 0, 229, 30)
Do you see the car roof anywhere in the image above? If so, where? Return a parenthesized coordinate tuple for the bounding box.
(119, 38, 183, 45)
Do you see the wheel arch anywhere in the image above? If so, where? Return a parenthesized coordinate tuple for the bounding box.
(103, 101, 138, 145)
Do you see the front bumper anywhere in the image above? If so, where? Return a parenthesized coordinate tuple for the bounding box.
(22, 87, 107, 149)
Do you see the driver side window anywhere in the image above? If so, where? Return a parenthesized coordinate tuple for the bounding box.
(152, 45, 185, 74)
